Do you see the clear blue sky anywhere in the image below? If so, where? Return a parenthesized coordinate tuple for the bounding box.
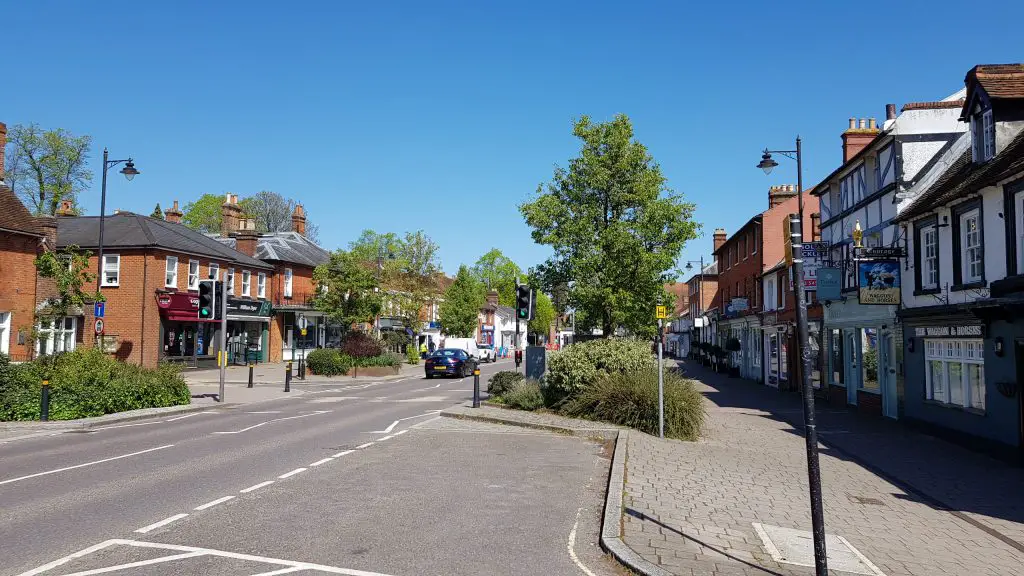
(6, 0, 1024, 276)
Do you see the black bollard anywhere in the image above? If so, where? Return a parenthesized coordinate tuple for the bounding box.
(472, 369, 481, 408)
(299, 357, 305, 380)
(40, 379, 50, 422)
(248, 363, 254, 388)
(285, 361, 292, 392)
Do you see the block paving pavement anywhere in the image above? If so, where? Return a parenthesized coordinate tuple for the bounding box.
(621, 361, 1024, 576)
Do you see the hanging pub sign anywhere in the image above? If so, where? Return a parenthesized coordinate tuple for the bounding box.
(816, 267, 842, 301)
(858, 260, 900, 305)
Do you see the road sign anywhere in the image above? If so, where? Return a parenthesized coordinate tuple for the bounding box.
(94, 301, 105, 318)
(94, 318, 104, 334)
(300, 328, 308, 336)
(298, 315, 308, 330)
(655, 305, 668, 319)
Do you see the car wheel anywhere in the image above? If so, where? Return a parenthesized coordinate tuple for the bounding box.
(425, 372, 433, 379)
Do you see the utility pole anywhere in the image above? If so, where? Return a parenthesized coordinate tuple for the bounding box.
(657, 317, 664, 439)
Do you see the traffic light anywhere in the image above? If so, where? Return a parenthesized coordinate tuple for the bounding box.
(214, 280, 225, 320)
(198, 280, 216, 319)
(515, 285, 534, 321)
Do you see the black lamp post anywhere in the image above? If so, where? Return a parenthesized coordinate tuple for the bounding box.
(684, 257, 706, 356)
(97, 149, 139, 293)
(758, 138, 828, 576)
(375, 245, 395, 336)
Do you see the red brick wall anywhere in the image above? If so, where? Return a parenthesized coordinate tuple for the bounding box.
(268, 263, 315, 363)
(0, 232, 40, 361)
(687, 276, 719, 316)
(716, 224, 763, 317)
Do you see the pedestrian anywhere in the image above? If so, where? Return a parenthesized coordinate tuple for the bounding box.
(428, 340, 436, 354)
(420, 341, 428, 359)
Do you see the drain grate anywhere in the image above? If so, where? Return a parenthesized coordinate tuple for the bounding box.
(753, 523, 886, 575)
(849, 495, 886, 506)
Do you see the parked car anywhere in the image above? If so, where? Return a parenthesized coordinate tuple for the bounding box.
(425, 348, 478, 379)
(441, 337, 482, 361)
(477, 343, 496, 363)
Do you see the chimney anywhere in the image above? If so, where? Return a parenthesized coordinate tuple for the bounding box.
(233, 217, 259, 257)
(56, 199, 75, 216)
(36, 215, 58, 253)
(886, 104, 897, 120)
(713, 228, 728, 252)
(768, 184, 798, 208)
(0, 122, 6, 183)
(164, 200, 183, 224)
(291, 204, 307, 236)
(842, 116, 881, 162)
(486, 289, 499, 307)
(220, 193, 242, 237)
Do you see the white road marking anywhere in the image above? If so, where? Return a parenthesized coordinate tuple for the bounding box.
(58, 551, 206, 576)
(376, 435, 394, 441)
(240, 480, 275, 493)
(193, 495, 235, 510)
(246, 410, 282, 414)
(0, 444, 175, 486)
(567, 507, 598, 576)
(432, 382, 443, 388)
(165, 412, 209, 422)
(13, 539, 121, 576)
(332, 450, 355, 458)
(278, 467, 307, 479)
(309, 457, 334, 467)
(371, 420, 399, 434)
(134, 513, 189, 534)
(250, 568, 306, 576)
(394, 429, 408, 436)
(91, 421, 161, 431)
(211, 411, 329, 434)
(369, 411, 439, 434)
(355, 442, 375, 449)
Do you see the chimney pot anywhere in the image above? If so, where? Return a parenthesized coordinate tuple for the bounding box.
(886, 103, 897, 120)
(848, 118, 856, 130)
(869, 118, 877, 130)
(858, 118, 866, 129)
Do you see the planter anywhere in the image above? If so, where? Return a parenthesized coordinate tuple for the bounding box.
(352, 365, 401, 377)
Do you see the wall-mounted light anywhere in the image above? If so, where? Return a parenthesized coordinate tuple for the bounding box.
(994, 337, 1005, 357)
(907, 338, 915, 353)
(937, 215, 950, 228)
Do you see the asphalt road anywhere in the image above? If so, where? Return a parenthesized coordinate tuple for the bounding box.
(0, 359, 623, 576)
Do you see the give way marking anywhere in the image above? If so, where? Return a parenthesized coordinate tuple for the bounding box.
(211, 411, 331, 435)
(16, 538, 401, 576)
(369, 410, 442, 433)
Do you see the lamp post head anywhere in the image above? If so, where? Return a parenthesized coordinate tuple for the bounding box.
(852, 219, 864, 248)
(120, 159, 139, 181)
(685, 262, 693, 271)
(757, 150, 778, 175)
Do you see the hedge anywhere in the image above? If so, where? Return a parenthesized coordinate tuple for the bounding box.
(306, 349, 351, 376)
(545, 338, 653, 403)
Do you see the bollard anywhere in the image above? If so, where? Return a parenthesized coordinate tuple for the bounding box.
(285, 361, 292, 392)
(472, 368, 481, 408)
(299, 357, 305, 380)
(40, 379, 50, 422)
(248, 363, 254, 388)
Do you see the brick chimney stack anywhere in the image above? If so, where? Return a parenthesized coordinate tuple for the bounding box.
(291, 204, 306, 236)
(56, 199, 75, 216)
(842, 116, 881, 162)
(486, 289, 499, 307)
(0, 122, 6, 183)
(768, 184, 798, 208)
(233, 217, 259, 257)
(164, 200, 183, 224)
(36, 215, 58, 253)
(713, 228, 728, 252)
(221, 193, 242, 236)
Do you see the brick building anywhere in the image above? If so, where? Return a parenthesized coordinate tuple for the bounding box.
(0, 181, 45, 362)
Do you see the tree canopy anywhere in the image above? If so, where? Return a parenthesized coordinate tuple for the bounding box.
(529, 290, 556, 337)
(312, 249, 382, 329)
(348, 229, 442, 328)
(5, 124, 93, 216)
(181, 191, 319, 242)
(520, 114, 698, 338)
(438, 265, 484, 338)
(181, 193, 224, 233)
(150, 203, 164, 219)
(470, 248, 522, 307)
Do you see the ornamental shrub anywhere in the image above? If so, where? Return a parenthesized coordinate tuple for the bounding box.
(341, 332, 383, 359)
(306, 349, 349, 376)
(406, 344, 420, 365)
(355, 352, 404, 368)
(502, 379, 544, 411)
(545, 338, 653, 403)
(487, 370, 524, 396)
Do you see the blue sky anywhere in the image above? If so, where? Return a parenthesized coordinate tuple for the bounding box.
(5, 0, 1024, 276)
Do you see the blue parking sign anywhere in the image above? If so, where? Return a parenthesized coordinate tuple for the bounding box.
(94, 302, 105, 318)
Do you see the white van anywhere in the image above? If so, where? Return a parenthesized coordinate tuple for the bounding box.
(441, 338, 482, 361)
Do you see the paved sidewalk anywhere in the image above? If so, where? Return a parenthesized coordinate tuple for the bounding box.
(619, 361, 1024, 576)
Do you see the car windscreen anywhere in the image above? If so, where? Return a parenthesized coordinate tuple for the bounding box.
(431, 349, 465, 358)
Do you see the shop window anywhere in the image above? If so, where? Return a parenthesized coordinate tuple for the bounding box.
(102, 254, 120, 287)
(208, 263, 220, 281)
(188, 260, 200, 290)
(36, 317, 76, 355)
(165, 256, 178, 288)
(227, 268, 235, 295)
(284, 268, 293, 298)
(830, 329, 844, 386)
(257, 272, 266, 298)
(860, 328, 879, 392)
(241, 270, 251, 297)
(925, 338, 985, 411)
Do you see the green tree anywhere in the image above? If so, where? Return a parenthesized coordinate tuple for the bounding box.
(470, 248, 522, 306)
(150, 203, 164, 219)
(349, 229, 442, 328)
(312, 249, 382, 329)
(5, 124, 93, 215)
(181, 193, 225, 233)
(35, 245, 104, 340)
(521, 114, 699, 338)
(529, 291, 556, 337)
(438, 265, 485, 338)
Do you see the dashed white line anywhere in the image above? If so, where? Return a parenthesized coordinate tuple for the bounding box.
(376, 435, 394, 441)
(134, 513, 189, 534)
(309, 457, 334, 467)
(165, 412, 208, 422)
(246, 410, 282, 414)
(355, 442, 375, 449)
(278, 467, 307, 479)
(332, 450, 355, 458)
(371, 420, 399, 434)
(394, 429, 408, 436)
(212, 411, 329, 434)
(240, 480, 275, 493)
(0, 444, 175, 486)
(193, 495, 235, 511)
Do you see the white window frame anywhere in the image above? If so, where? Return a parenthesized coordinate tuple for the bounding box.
(284, 268, 293, 298)
(101, 254, 120, 287)
(227, 268, 235, 295)
(982, 110, 994, 161)
(188, 259, 200, 291)
(0, 311, 10, 355)
(765, 277, 776, 311)
(36, 316, 76, 355)
(208, 263, 220, 281)
(241, 270, 251, 297)
(960, 209, 982, 283)
(165, 256, 178, 288)
(924, 338, 985, 410)
(921, 225, 938, 290)
(257, 272, 267, 299)
(1015, 191, 1024, 275)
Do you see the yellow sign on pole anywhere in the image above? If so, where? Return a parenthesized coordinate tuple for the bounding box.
(656, 305, 668, 319)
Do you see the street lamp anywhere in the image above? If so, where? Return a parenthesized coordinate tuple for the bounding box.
(97, 149, 140, 292)
(684, 257, 706, 356)
(757, 137, 828, 576)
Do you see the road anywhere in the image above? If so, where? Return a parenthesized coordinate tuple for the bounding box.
(0, 359, 623, 576)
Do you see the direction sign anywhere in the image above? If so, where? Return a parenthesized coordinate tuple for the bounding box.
(94, 301, 105, 318)
(655, 305, 668, 319)
(94, 318, 104, 335)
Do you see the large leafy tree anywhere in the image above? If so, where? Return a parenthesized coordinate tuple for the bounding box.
(529, 291, 556, 337)
(521, 114, 698, 338)
(5, 124, 93, 215)
(470, 248, 522, 307)
(181, 193, 224, 233)
(312, 249, 382, 329)
(438, 265, 485, 338)
(349, 229, 441, 328)
(181, 191, 319, 242)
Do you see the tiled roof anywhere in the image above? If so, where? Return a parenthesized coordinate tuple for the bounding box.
(58, 213, 271, 269)
(0, 185, 42, 236)
(902, 100, 965, 111)
(896, 131, 1024, 222)
(971, 64, 1024, 100)
(214, 231, 329, 268)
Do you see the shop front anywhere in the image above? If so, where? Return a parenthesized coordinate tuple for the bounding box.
(225, 297, 272, 364)
(156, 291, 216, 367)
(823, 298, 900, 418)
(279, 309, 330, 361)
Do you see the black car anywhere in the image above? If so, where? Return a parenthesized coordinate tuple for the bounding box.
(425, 348, 477, 379)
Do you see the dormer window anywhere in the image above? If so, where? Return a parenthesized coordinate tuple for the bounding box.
(971, 109, 994, 163)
